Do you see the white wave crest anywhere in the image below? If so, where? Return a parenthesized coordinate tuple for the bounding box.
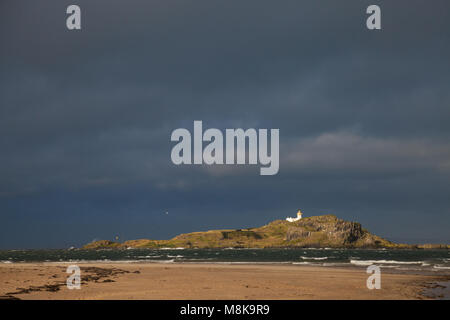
(300, 256, 328, 260)
(350, 259, 423, 266)
(433, 265, 450, 270)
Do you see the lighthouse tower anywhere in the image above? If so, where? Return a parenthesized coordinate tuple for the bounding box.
(286, 210, 303, 222)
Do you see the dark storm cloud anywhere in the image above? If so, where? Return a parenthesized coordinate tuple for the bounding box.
(1, 0, 450, 248)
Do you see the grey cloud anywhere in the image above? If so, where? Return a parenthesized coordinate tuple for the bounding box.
(283, 131, 450, 176)
(1, 0, 450, 247)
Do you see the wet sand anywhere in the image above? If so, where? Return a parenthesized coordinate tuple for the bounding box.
(0, 263, 446, 300)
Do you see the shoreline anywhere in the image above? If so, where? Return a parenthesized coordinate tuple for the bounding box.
(2, 259, 449, 277)
(1, 262, 449, 300)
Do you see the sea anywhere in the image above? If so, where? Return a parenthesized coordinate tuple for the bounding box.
(1, 248, 449, 275)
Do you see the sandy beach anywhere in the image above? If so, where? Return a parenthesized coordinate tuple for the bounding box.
(0, 263, 446, 300)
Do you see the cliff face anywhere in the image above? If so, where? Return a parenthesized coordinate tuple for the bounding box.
(282, 215, 392, 247)
(82, 214, 417, 249)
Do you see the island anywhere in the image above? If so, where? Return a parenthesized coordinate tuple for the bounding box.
(83, 214, 449, 250)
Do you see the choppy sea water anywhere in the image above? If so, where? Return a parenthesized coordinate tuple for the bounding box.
(1, 248, 449, 274)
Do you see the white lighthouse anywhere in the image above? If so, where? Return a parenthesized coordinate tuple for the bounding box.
(286, 210, 303, 222)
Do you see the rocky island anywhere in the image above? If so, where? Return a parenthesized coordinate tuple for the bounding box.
(83, 214, 449, 250)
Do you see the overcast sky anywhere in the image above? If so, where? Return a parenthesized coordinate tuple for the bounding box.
(1, 0, 449, 249)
